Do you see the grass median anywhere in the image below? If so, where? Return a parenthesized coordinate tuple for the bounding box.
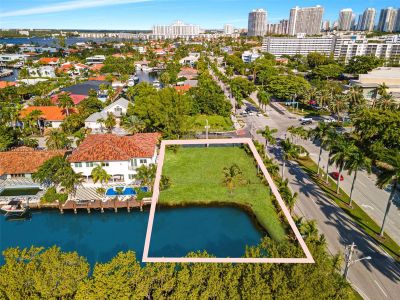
(158, 146, 287, 242)
(296, 156, 400, 262)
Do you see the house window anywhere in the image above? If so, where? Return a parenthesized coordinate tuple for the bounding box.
(139, 159, 147, 164)
(86, 162, 94, 167)
(128, 174, 135, 179)
(114, 107, 122, 113)
(101, 162, 109, 167)
(11, 174, 25, 178)
(130, 159, 137, 167)
(74, 162, 82, 167)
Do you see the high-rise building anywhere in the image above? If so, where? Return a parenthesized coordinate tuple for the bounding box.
(224, 24, 234, 35)
(322, 20, 330, 31)
(152, 20, 200, 38)
(377, 7, 398, 32)
(358, 8, 376, 31)
(248, 9, 267, 36)
(338, 9, 353, 31)
(288, 5, 324, 36)
(266, 19, 289, 35)
(395, 9, 400, 32)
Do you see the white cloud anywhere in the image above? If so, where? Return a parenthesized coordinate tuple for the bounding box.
(0, 0, 151, 18)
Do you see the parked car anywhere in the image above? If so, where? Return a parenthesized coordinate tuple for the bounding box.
(331, 172, 344, 181)
(323, 117, 336, 123)
(299, 117, 313, 122)
(301, 120, 312, 125)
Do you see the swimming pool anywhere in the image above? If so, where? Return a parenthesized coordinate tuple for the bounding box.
(105, 186, 148, 196)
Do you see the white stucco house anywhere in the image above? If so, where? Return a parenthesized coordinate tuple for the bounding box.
(68, 133, 161, 186)
(28, 66, 56, 78)
(85, 97, 130, 132)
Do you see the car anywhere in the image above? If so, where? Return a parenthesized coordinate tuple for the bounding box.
(301, 120, 312, 125)
(331, 172, 344, 181)
(323, 117, 336, 123)
(299, 117, 313, 122)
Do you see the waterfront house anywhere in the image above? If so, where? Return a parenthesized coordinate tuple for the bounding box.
(68, 133, 161, 185)
(85, 97, 130, 132)
(86, 55, 106, 65)
(0, 147, 66, 190)
(28, 66, 56, 78)
(38, 57, 60, 66)
(178, 67, 198, 80)
(20, 106, 76, 129)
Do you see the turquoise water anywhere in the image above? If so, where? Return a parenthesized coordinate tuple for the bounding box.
(0, 206, 263, 265)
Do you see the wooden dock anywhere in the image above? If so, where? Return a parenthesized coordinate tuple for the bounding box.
(60, 198, 151, 214)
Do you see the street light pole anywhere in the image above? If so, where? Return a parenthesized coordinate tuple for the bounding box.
(205, 119, 210, 147)
(343, 242, 372, 279)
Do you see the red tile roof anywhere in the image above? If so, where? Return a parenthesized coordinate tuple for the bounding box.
(68, 133, 161, 162)
(20, 106, 76, 121)
(51, 93, 87, 105)
(39, 57, 59, 64)
(89, 64, 104, 71)
(174, 85, 191, 93)
(0, 147, 66, 176)
(0, 81, 16, 89)
(88, 75, 106, 81)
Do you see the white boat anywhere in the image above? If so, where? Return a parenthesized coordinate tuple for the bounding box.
(141, 66, 153, 72)
(1, 199, 29, 217)
(152, 80, 161, 88)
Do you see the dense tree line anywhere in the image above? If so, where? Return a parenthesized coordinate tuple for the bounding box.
(0, 233, 354, 299)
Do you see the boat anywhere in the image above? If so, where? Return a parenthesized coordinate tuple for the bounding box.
(141, 66, 153, 72)
(152, 80, 161, 88)
(1, 199, 29, 217)
(133, 75, 139, 82)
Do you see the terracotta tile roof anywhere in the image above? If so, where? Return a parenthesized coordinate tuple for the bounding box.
(0, 147, 66, 176)
(51, 93, 87, 105)
(39, 57, 59, 64)
(68, 133, 161, 162)
(88, 75, 106, 81)
(20, 106, 76, 121)
(89, 64, 104, 71)
(0, 81, 16, 89)
(174, 85, 191, 93)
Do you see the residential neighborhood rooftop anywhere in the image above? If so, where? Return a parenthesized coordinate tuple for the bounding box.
(20, 106, 76, 121)
(68, 133, 161, 162)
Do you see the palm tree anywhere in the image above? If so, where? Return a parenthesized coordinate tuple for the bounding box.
(280, 139, 300, 179)
(58, 93, 74, 116)
(96, 118, 105, 133)
(122, 115, 146, 134)
(257, 90, 270, 110)
(104, 113, 116, 133)
(329, 94, 348, 122)
(257, 125, 277, 152)
(91, 165, 111, 187)
(376, 94, 396, 110)
(376, 151, 400, 237)
(283, 190, 298, 215)
(345, 147, 372, 207)
(309, 123, 333, 176)
(222, 164, 245, 195)
(135, 164, 156, 190)
(330, 138, 355, 194)
(264, 157, 280, 178)
(347, 86, 365, 111)
(324, 130, 339, 184)
(46, 130, 71, 150)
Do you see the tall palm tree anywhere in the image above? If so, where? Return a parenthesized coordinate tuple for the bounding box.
(135, 164, 156, 190)
(104, 112, 116, 133)
(347, 86, 365, 111)
(91, 165, 111, 187)
(264, 157, 280, 178)
(376, 94, 396, 110)
(46, 130, 71, 150)
(309, 122, 332, 176)
(258, 125, 277, 152)
(280, 139, 300, 179)
(376, 151, 400, 237)
(58, 93, 74, 116)
(345, 147, 372, 207)
(330, 138, 355, 194)
(329, 94, 348, 122)
(283, 190, 298, 215)
(324, 130, 339, 184)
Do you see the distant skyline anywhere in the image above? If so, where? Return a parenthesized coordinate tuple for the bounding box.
(0, 0, 398, 30)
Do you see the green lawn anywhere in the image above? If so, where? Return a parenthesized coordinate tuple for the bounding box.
(159, 146, 286, 241)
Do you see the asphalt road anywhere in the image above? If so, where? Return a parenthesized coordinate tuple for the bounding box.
(244, 100, 400, 299)
(208, 68, 400, 299)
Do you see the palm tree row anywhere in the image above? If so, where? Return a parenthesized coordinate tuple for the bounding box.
(310, 123, 399, 237)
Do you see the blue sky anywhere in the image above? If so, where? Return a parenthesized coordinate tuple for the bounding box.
(0, 0, 398, 30)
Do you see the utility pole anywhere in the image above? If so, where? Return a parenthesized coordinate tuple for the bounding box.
(343, 242, 372, 279)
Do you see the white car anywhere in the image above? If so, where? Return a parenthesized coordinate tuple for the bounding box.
(299, 117, 313, 122)
(323, 117, 336, 123)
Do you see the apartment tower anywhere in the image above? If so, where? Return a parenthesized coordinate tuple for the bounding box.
(358, 8, 376, 31)
(288, 5, 324, 36)
(248, 9, 267, 36)
(377, 7, 398, 32)
(338, 9, 353, 31)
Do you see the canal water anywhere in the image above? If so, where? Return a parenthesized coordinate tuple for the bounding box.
(0, 206, 263, 265)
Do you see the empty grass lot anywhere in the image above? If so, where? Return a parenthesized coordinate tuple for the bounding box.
(159, 146, 286, 241)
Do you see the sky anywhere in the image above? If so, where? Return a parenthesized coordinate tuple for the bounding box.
(0, 0, 398, 30)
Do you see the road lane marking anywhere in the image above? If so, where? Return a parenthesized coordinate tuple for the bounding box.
(374, 280, 388, 298)
(361, 204, 375, 210)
